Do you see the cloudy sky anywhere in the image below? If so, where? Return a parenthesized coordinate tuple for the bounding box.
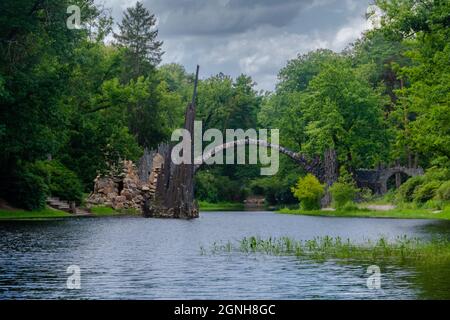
(97, 0, 374, 91)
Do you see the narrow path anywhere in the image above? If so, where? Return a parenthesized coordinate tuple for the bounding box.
(364, 204, 396, 211)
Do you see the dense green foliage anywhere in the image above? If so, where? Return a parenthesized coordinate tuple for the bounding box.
(0, 1, 190, 208)
(32, 161, 83, 204)
(8, 164, 49, 210)
(396, 167, 450, 207)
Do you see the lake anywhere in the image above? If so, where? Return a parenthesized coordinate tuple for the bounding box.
(0, 211, 449, 299)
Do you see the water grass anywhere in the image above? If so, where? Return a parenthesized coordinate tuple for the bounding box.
(203, 236, 450, 266)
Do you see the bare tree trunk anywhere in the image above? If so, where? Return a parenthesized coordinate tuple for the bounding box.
(321, 148, 338, 208)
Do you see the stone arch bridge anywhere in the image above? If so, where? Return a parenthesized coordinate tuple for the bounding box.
(355, 166, 424, 194)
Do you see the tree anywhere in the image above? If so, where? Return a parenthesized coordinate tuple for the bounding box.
(375, 0, 450, 167)
(114, 1, 163, 80)
(0, 0, 99, 203)
(300, 58, 390, 169)
(277, 49, 338, 93)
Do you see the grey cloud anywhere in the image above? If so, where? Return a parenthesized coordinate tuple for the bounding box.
(99, 0, 372, 90)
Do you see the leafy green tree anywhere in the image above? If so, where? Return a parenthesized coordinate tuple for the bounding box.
(300, 59, 390, 169)
(0, 0, 99, 205)
(375, 0, 450, 167)
(277, 49, 338, 93)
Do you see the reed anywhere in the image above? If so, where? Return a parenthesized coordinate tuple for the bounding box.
(204, 235, 450, 265)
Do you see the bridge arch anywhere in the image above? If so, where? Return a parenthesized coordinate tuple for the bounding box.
(378, 166, 424, 193)
(193, 138, 320, 175)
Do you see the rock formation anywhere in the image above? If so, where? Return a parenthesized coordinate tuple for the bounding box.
(87, 160, 145, 211)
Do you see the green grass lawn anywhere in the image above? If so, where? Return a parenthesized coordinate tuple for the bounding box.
(89, 205, 140, 216)
(278, 206, 450, 220)
(199, 201, 245, 211)
(0, 207, 70, 220)
(89, 205, 121, 216)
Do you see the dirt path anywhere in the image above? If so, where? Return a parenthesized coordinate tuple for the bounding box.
(364, 204, 396, 211)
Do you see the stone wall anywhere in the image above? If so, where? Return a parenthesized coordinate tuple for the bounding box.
(87, 160, 147, 211)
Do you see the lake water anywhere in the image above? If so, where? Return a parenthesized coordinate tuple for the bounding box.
(0, 211, 449, 299)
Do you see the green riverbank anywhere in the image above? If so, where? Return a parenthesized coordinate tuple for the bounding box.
(199, 201, 245, 211)
(0, 208, 70, 220)
(278, 207, 450, 220)
(0, 205, 140, 220)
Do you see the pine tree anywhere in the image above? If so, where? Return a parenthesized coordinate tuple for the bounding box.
(114, 1, 163, 79)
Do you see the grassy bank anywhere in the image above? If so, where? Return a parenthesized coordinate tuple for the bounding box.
(204, 236, 450, 266)
(199, 201, 245, 211)
(0, 208, 70, 220)
(278, 206, 450, 220)
(90, 205, 140, 216)
(0, 205, 140, 220)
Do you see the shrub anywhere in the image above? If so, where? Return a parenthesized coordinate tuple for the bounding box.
(9, 164, 48, 210)
(422, 167, 450, 182)
(32, 161, 84, 204)
(413, 181, 442, 204)
(291, 174, 324, 210)
(396, 176, 425, 203)
(330, 181, 359, 209)
(436, 181, 450, 201)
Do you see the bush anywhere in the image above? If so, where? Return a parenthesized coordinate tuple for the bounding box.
(413, 181, 442, 204)
(396, 176, 425, 203)
(330, 181, 359, 209)
(9, 164, 48, 210)
(32, 161, 84, 204)
(422, 167, 450, 182)
(291, 174, 324, 210)
(436, 181, 450, 201)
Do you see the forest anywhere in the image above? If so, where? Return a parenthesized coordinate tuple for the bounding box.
(0, 0, 449, 212)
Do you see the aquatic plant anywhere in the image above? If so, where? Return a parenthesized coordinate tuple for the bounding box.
(203, 235, 450, 266)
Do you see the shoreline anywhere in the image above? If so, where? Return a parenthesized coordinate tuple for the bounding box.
(277, 207, 450, 220)
(2, 205, 450, 221)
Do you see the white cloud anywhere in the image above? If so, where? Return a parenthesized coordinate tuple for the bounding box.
(330, 15, 370, 50)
